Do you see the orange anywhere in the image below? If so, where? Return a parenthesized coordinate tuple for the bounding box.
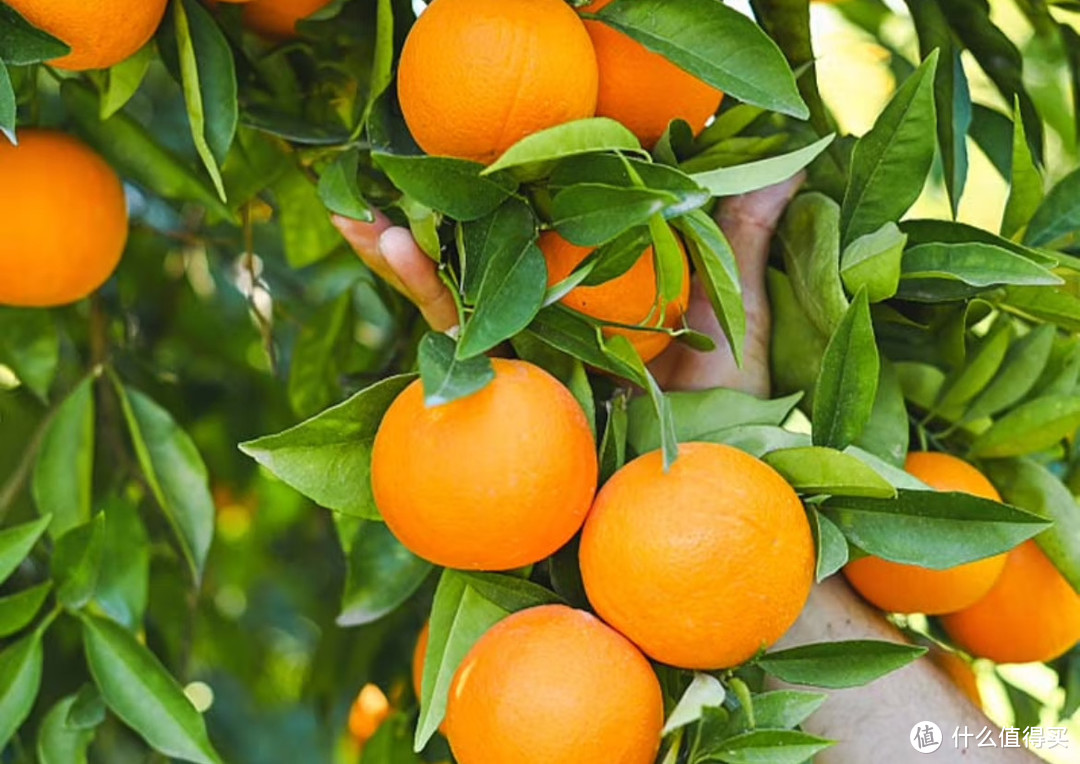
(446, 604, 663, 764)
(0, 131, 128, 307)
(580, 442, 814, 669)
(942, 541, 1080, 664)
(582, 0, 723, 147)
(843, 452, 1008, 615)
(396, 0, 599, 163)
(242, 0, 334, 39)
(541, 231, 692, 363)
(347, 684, 391, 744)
(411, 622, 429, 700)
(371, 359, 598, 570)
(927, 646, 982, 707)
(6, 0, 167, 71)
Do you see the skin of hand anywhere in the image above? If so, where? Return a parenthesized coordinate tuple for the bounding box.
(332, 180, 1038, 763)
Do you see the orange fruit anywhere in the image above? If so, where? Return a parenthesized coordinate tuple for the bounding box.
(541, 231, 692, 363)
(396, 0, 599, 163)
(927, 645, 982, 707)
(0, 131, 128, 307)
(941, 541, 1080, 664)
(582, 0, 723, 147)
(843, 452, 1008, 615)
(347, 684, 391, 744)
(6, 0, 168, 71)
(411, 622, 429, 700)
(446, 604, 663, 764)
(580, 442, 814, 669)
(242, 0, 334, 38)
(371, 359, 598, 570)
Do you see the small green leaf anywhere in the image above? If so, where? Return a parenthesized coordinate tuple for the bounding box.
(0, 62, 13, 137)
(727, 690, 828, 732)
(95, 497, 150, 630)
(318, 148, 373, 221)
(0, 581, 51, 638)
(53, 514, 106, 609)
(840, 222, 906, 303)
(32, 376, 95, 537)
(649, 214, 685, 305)
(777, 193, 848, 337)
(899, 242, 1061, 300)
(38, 695, 95, 764)
(0, 3, 71, 64)
(853, 359, 909, 467)
(418, 332, 495, 406)
(811, 509, 849, 581)
(822, 488, 1048, 569)
(288, 291, 353, 418)
(663, 673, 726, 735)
(764, 447, 896, 498)
(1024, 167, 1080, 247)
(1002, 101, 1044, 240)
(970, 395, 1080, 457)
(99, 43, 153, 119)
(701, 729, 834, 764)
(484, 118, 642, 176)
(758, 640, 926, 688)
(0, 515, 51, 587)
(812, 289, 879, 449)
(690, 135, 834, 197)
(606, 335, 678, 468)
(552, 183, 679, 247)
(0, 307, 59, 401)
(374, 152, 516, 221)
(337, 519, 432, 627)
(81, 614, 222, 764)
(965, 324, 1055, 421)
(0, 630, 45, 751)
(270, 162, 346, 268)
(599, 395, 629, 483)
(935, 322, 1012, 412)
(525, 306, 644, 383)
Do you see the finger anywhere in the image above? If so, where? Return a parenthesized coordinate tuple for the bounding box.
(332, 211, 407, 292)
(378, 227, 460, 332)
(716, 172, 805, 281)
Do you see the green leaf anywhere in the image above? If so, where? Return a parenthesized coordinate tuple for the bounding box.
(700, 729, 834, 764)
(66, 684, 105, 730)
(1002, 102, 1044, 240)
(708, 425, 811, 458)
(61, 82, 236, 222)
(550, 153, 708, 207)
(935, 322, 1012, 412)
(822, 488, 1048, 568)
(627, 388, 800, 455)
(984, 458, 1080, 593)
(525, 306, 644, 383)
(172, 0, 237, 201)
(417, 332, 495, 406)
(758, 641, 926, 689)
(551, 183, 679, 246)
(965, 324, 1055, 421)
(1004, 286, 1080, 332)
(591, 0, 808, 118)
(689, 135, 834, 197)
(901, 218, 1056, 266)
(811, 509, 849, 581)
(114, 385, 215, 581)
(460, 200, 537, 303)
(337, 519, 432, 627)
(777, 193, 848, 337)
(52, 514, 106, 610)
(599, 395, 630, 482)
(374, 152, 516, 221)
(840, 51, 939, 246)
(853, 359, 909, 467)
(764, 447, 895, 498)
(38, 695, 95, 764)
(0, 515, 51, 587)
(663, 672, 726, 735)
(0, 581, 51, 639)
(32, 376, 95, 537)
(360, 714, 422, 764)
(898, 242, 1061, 299)
(99, 43, 153, 120)
(240, 374, 414, 519)
(1024, 167, 1080, 248)
(360, 0, 395, 130)
(970, 395, 1080, 457)
(812, 289, 879, 449)
(0, 3, 70, 64)
(767, 269, 828, 404)
(484, 118, 642, 177)
(650, 214, 685, 305)
(81, 614, 222, 764)
(288, 291, 353, 418)
(0, 61, 13, 137)
(318, 148, 373, 222)
(674, 210, 746, 364)
(457, 236, 547, 358)
(840, 222, 906, 302)
(95, 497, 149, 629)
(0, 307, 59, 401)
(968, 103, 1014, 179)
(728, 690, 828, 732)
(270, 162, 345, 268)
(0, 630, 44, 751)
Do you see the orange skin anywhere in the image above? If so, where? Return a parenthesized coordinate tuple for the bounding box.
(580, 442, 815, 669)
(7, 0, 168, 71)
(371, 359, 598, 570)
(941, 540, 1080, 664)
(242, 0, 334, 39)
(541, 231, 692, 363)
(582, 0, 723, 147)
(927, 646, 982, 708)
(0, 131, 128, 307)
(396, 0, 599, 163)
(446, 605, 663, 764)
(843, 452, 1008, 615)
(347, 684, 391, 744)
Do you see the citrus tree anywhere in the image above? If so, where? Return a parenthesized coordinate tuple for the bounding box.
(2, 0, 1080, 762)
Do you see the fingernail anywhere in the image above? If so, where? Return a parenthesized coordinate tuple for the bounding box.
(332, 214, 384, 256)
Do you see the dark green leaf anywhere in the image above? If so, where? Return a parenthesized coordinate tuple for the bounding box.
(853, 359, 909, 467)
(81, 614, 221, 764)
(935, 322, 1012, 412)
(764, 447, 895, 498)
(318, 149, 373, 221)
(0, 630, 44, 751)
(66, 684, 105, 730)
(53, 514, 105, 610)
(484, 118, 642, 176)
(525, 306, 644, 383)
(971, 395, 1080, 457)
(287, 291, 354, 418)
(417, 332, 495, 406)
(338, 519, 432, 627)
(0, 581, 51, 638)
(812, 289, 879, 449)
(822, 488, 1048, 568)
(0, 61, 13, 136)
(551, 183, 678, 246)
(777, 193, 848, 336)
(0, 3, 70, 64)
(0, 515, 50, 587)
(901, 218, 1055, 266)
(0, 307, 58, 401)
(32, 376, 95, 537)
(270, 162, 345, 268)
(1002, 102, 1044, 240)
(899, 242, 1061, 297)
(374, 153, 516, 221)
(95, 496, 149, 630)
(758, 641, 926, 688)
(1024, 167, 1080, 248)
(965, 324, 1055, 421)
(240, 374, 415, 519)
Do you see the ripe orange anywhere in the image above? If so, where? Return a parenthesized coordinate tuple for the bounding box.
(941, 541, 1080, 664)
(242, 0, 334, 39)
(843, 452, 1008, 615)
(0, 131, 128, 308)
(580, 442, 814, 669)
(541, 231, 692, 363)
(371, 359, 598, 570)
(446, 605, 663, 764)
(6, 0, 168, 71)
(347, 684, 391, 744)
(927, 645, 982, 707)
(582, 0, 723, 147)
(396, 0, 599, 163)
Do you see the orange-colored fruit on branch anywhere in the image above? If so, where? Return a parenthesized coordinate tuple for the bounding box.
(243, 0, 334, 38)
